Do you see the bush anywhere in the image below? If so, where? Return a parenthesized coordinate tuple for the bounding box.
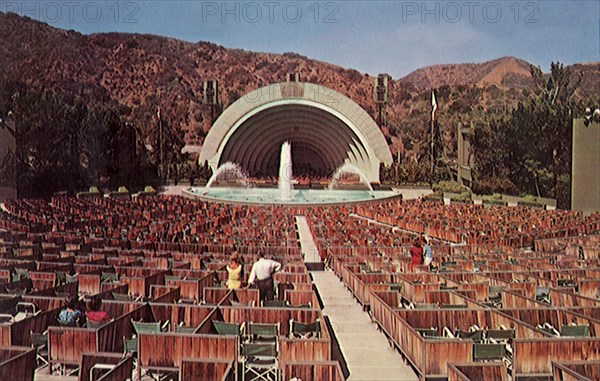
(484, 198, 507, 206)
(433, 180, 470, 194)
(451, 192, 472, 203)
(424, 192, 443, 201)
(518, 200, 545, 208)
(480, 193, 506, 206)
(473, 177, 517, 195)
(520, 194, 537, 203)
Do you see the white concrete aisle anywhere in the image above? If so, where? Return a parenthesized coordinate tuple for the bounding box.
(310, 271, 419, 381)
(295, 215, 321, 263)
(295, 214, 418, 381)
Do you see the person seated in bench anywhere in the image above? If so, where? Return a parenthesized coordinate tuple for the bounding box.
(409, 238, 423, 272)
(246, 251, 282, 302)
(86, 296, 110, 326)
(58, 294, 86, 327)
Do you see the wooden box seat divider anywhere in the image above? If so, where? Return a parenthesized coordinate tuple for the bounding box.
(0, 346, 36, 381)
(79, 351, 134, 381)
(137, 332, 238, 380)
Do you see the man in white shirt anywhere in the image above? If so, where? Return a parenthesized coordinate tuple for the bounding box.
(247, 251, 282, 302)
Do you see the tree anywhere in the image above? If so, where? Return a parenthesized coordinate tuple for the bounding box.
(507, 63, 576, 207)
(147, 110, 186, 183)
(198, 160, 213, 183)
(470, 62, 577, 208)
(0, 79, 157, 197)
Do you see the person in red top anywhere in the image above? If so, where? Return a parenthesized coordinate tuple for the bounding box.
(409, 238, 423, 272)
(86, 296, 109, 325)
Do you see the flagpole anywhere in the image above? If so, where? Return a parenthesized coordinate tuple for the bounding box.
(158, 106, 163, 181)
(430, 115, 434, 186)
(430, 91, 436, 186)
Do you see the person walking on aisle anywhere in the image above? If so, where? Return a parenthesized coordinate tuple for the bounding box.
(246, 251, 282, 302)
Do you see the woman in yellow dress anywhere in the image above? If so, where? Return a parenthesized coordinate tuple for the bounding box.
(226, 254, 242, 289)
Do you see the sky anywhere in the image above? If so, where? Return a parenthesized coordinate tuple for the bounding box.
(3, 0, 599, 78)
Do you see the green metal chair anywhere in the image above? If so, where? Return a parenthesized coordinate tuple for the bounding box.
(86, 320, 103, 329)
(262, 300, 288, 308)
(440, 284, 458, 290)
(560, 324, 589, 337)
(486, 329, 515, 341)
(112, 293, 132, 302)
(422, 333, 449, 340)
(289, 319, 320, 339)
(442, 303, 467, 309)
(101, 272, 119, 283)
(176, 324, 200, 334)
(55, 272, 67, 285)
(164, 275, 180, 284)
(487, 293, 502, 308)
(473, 343, 506, 361)
(241, 342, 278, 381)
(14, 267, 30, 279)
(123, 337, 137, 356)
(414, 302, 438, 309)
(557, 279, 576, 288)
(30, 331, 49, 368)
(131, 320, 169, 335)
(456, 329, 483, 342)
(123, 337, 140, 377)
(488, 285, 504, 296)
(213, 321, 244, 337)
(248, 322, 279, 343)
(289, 303, 311, 309)
(416, 328, 438, 338)
(535, 287, 551, 304)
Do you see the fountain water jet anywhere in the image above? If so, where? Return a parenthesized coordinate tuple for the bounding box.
(205, 162, 251, 188)
(188, 145, 399, 204)
(328, 163, 374, 195)
(278, 142, 293, 200)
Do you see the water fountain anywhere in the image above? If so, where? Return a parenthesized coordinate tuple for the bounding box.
(205, 162, 251, 188)
(278, 142, 293, 201)
(187, 144, 398, 204)
(328, 163, 375, 195)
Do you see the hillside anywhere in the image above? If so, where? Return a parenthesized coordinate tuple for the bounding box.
(399, 56, 534, 89)
(0, 12, 598, 157)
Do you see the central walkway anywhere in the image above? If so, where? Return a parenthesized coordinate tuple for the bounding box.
(296, 215, 419, 381)
(295, 215, 321, 263)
